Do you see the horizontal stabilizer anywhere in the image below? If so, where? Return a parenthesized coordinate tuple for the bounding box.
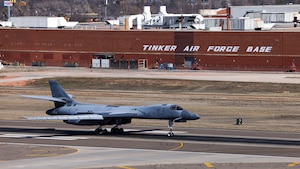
(25, 114, 104, 120)
(21, 95, 67, 103)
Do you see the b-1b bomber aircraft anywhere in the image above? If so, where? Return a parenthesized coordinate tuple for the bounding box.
(22, 80, 200, 136)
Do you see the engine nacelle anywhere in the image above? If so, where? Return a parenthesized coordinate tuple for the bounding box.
(63, 117, 132, 126)
(63, 120, 101, 125)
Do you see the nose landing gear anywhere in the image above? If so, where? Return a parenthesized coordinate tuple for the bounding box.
(168, 120, 175, 137)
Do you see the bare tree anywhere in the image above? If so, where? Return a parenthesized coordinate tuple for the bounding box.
(0, 0, 299, 21)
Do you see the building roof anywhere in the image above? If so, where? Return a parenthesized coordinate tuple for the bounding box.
(230, 4, 300, 18)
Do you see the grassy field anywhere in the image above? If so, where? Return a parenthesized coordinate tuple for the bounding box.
(1, 77, 300, 132)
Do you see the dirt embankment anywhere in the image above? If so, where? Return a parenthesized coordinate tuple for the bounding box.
(0, 76, 33, 87)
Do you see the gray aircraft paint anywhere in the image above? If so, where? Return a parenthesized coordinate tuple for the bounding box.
(22, 80, 200, 136)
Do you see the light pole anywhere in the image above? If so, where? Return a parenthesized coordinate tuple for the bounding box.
(104, 0, 108, 20)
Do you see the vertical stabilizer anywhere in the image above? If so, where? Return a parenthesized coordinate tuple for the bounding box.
(49, 80, 72, 107)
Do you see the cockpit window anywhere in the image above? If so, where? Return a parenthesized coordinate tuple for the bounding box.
(170, 105, 176, 110)
(170, 105, 183, 110)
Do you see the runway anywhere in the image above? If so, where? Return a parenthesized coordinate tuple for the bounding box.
(0, 120, 299, 169)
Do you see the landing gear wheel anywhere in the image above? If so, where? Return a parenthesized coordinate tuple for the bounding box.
(95, 128, 108, 135)
(167, 132, 174, 137)
(111, 127, 124, 134)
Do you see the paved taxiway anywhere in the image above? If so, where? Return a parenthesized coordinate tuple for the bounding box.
(0, 121, 299, 168)
(2, 67, 300, 84)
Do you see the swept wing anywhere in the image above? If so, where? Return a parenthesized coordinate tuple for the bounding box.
(103, 112, 139, 118)
(25, 114, 103, 120)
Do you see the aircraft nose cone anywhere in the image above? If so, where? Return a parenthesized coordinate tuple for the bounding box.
(189, 112, 200, 120)
(193, 113, 200, 120)
(181, 111, 200, 120)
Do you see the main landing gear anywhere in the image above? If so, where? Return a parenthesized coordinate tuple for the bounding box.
(95, 126, 108, 135)
(111, 126, 124, 134)
(94, 125, 124, 135)
(168, 120, 175, 137)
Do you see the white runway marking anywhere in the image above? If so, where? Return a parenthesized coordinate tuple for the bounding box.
(0, 134, 87, 140)
(0, 134, 41, 138)
(33, 136, 88, 141)
(124, 129, 186, 134)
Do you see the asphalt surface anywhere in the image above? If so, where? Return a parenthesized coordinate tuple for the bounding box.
(0, 120, 299, 169)
(2, 67, 300, 84)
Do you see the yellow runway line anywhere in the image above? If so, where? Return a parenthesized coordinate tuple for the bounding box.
(169, 141, 184, 151)
(204, 162, 214, 168)
(288, 162, 300, 167)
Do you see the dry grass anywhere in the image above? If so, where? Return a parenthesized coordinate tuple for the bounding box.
(0, 76, 300, 132)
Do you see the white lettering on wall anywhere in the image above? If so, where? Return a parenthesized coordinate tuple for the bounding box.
(246, 46, 272, 53)
(143, 44, 273, 53)
(143, 45, 177, 51)
(143, 45, 201, 52)
(183, 46, 201, 52)
(207, 46, 240, 52)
